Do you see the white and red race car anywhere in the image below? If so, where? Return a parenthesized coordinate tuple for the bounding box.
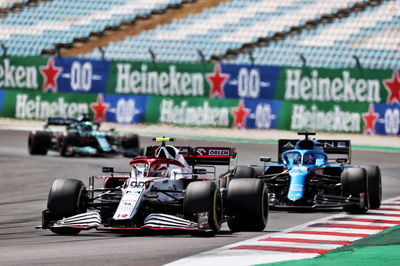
(40, 138, 268, 235)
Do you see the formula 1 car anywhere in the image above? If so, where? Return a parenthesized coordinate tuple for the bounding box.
(240, 132, 381, 213)
(28, 116, 141, 157)
(40, 138, 268, 235)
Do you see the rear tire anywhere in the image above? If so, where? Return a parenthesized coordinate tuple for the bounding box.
(232, 166, 256, 179)
(341, 168, 368, 214)
(28, 131, 51, 155)
(183, 181, 222, 235)
(362, 165, 382, 209)
(226, 178, 268, 232)
(47, 179, 87, 235)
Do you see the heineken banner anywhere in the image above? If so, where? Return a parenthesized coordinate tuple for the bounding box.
(276, 67, 399, 104)
(1, 89, 98, 120)
(106, 61, 215, 97)
(144, 96, 281, 130)
(0, 89, 148, 124)
(277, 101, 400, 135)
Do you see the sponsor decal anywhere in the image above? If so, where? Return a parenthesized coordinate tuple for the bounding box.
(159, 99, 229, 127)
(115, 64, 204, 96)
(209, 149, 230, 156)
(0, 58, 38, 89)
(290, 104, 361, 132)
(196, 148, 206, 155)
(284, 69, 381, 103)
(383, 69, 400, 104)
(207, 64, 229, 98)
(40, 57, 62, 92)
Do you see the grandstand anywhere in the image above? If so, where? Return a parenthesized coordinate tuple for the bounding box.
(0, 0, 398, 69)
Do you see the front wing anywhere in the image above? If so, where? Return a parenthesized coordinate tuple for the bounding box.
(40, 212, 211, 232)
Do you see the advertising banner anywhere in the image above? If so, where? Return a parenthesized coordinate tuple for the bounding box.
(0, 89, 149, 125)
(103, 94, 149, 124)
(220, 64, 280, 100)
(371, 103, 400, 136)
(276, 67, 399, 104)
(0, 89, 98, 120)
(145, 96, 239, 127)
(107, 61, 214, 97)
(276, 100, 377, 134)
(243, 99, 281, 130)
(54, 57, 111, 94)
(0, 56, 47, 91)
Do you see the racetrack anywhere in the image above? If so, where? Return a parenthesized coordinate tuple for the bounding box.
(0, 130, 398, 266)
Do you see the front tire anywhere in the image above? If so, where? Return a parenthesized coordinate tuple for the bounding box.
(226, 178, 268, 232)
(362, 165, 382, 209)
(183, 181, 222, 235)
(341, 168, 368, 214)
(47, 179, 87, 235)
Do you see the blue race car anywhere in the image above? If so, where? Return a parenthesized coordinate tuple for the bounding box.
(234, 132, 381, 213)
(28, 116, 141, 157)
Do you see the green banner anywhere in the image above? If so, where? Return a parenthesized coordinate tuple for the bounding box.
(107, 61, 214, 97)
(277, 100, 370, 133)
(1, 90, 98, 120)
(145, 96, 239, 127)
(0, 56, 48, 91)
(276, 67, 394, 104)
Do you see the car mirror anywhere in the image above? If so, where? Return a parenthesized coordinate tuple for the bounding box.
(193, 168, 207, 175)
(336, 158, 348, 164)
(102, 167, 114, 173)
(260, 157, 271, 163)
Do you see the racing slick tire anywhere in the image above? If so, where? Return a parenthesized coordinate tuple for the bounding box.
(28, 131, 51, 155)
(47, 179, 87, 235)
(362, 165, 382, 209)
(183, 181, 222, 236)
(341, 168, 368, 214)
(59, 134, 78, 157)
(226, 178, 268, 232)
(232, 166, 256, 179)
(121, 134, 140, 157)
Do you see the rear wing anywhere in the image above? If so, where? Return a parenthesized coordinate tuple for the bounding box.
(145, 146, 237, 166)
(278, 139, 351, 163)
(45, 117, 77, 127)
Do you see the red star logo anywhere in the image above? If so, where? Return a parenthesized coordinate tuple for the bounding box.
(362, 104, 379, 134)
(90, 94, 109, 122)
(231, 100, 250, 129)
(207, 64, 229, 98)
(40, 57, 62, 92)
(384, 69, 400, 104)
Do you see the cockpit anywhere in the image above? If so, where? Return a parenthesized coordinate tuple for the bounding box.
(130, 159, 188, 179)
(282, 151, 327, 166)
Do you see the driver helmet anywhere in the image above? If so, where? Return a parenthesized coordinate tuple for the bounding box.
(303, 153, 315, 164)
(81, 122, 93, 132)
(293, 153, 301, 164)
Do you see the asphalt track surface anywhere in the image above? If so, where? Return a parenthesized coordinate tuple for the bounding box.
(0, 130, 398, 266)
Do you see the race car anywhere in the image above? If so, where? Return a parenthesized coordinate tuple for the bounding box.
(39, 138, 268, 235)
(28, 116, 141, 157)
(239, 132, 381, 213)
